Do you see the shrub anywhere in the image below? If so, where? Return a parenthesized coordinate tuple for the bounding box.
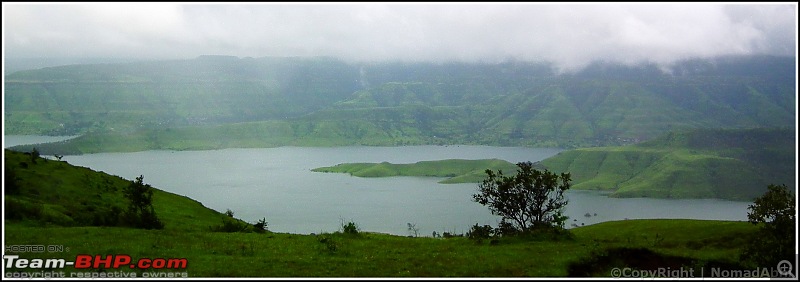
(253, 217, 268, 233)
(466, 223, 495, 241)
(317, 234, 338, 253)
(493, 220, 519, 237)
(210, 217, 252, 233)
(5, 198, 44, 220)
(121, 175, 163, 229)
(407, 222, 420, 237)
(29, 148, 40, 164)
(442, 231, 463, 238)
(340, 219, 360, 235)
(740, 184, 796, 269)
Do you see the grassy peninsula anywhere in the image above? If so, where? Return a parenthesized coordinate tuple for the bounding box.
(312, 158, 519, 184)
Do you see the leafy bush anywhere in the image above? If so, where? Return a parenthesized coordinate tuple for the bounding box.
(29, 148, 40, 164)
(210, 217, 252, 233)
(741, 184, 796, 269)
(253, 217, 268, 233)
(495, 220, 518, 237)
(4, 198, 43, 220)
(317, 234, 338, 253)
(340, 219, 360, 235)
(442, 231, 463, 238)
(209, 209, 269, 233)
(466, 223, 495, 240)
(121, 175, 163, 229)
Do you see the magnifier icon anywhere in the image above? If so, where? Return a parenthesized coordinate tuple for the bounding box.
(777, 260, 795, 278)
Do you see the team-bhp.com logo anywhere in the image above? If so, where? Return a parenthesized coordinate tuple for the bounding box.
(4, 254, 187, 269)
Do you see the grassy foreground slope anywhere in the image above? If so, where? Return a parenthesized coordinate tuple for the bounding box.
(539, 127, 795, 201)
(3, 149, 232, 231)
(4, 219, 755, 277)
(312, 159, 520, 184)
(3, 149, 758, 277)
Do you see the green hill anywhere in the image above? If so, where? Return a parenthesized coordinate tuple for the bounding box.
(3, 149, 233, 231)
(538, 128, 795, 200)
(312, 159, 521, 184)
(3, 149, 760, 277)
(4, 55, 795, 151)
(3, 56, 361, 135)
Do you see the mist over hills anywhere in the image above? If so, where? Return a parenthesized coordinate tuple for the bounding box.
(3, 54, 796, 150)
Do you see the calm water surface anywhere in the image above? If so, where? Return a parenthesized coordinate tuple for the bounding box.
(4, 135, 751, 236)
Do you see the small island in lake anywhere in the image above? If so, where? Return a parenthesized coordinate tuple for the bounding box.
(312, 159, 525, 184)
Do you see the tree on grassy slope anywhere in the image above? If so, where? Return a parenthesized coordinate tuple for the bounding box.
(473, 161, 571, 234)
(741, 184, 796, 270)
(122, 175, 164, 229)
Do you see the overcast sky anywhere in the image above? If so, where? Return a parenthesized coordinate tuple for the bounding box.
(3, 2, 797, 72)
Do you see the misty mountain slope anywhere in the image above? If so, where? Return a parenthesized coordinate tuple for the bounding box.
(3, 55, 795, 148)
(4, 56, 361, 135)
(538, 128, 795, 200)
(331, 55, 794, 146)
(318, 64, 794, 147)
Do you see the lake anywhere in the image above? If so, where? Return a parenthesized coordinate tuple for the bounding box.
(4, 135, 752, 236)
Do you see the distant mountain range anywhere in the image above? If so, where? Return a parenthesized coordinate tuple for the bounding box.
(4, 55, 796, 149)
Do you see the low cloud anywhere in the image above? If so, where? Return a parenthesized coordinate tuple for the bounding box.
(3, 3, 796, 72)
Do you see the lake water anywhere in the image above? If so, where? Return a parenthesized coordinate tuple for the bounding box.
(4, 135, 752, 236)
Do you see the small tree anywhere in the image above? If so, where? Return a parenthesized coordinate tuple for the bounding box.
(122, 175, 163, 229)
(466, 223, 495, 241)
(30, 148, 40, 164)
(473, 161, 571, 234)
(741, 184, 796, 268)
(253, 217, 268, 233)
(340, 218, 360, 235)
(407, 222, 420, 237)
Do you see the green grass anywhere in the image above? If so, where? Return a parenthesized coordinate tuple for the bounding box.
(3, 219, 757, 277)
(3, 149, 232, 231)
(539, 128, 795, 200)
(570, 219, 754, 260)
(3, 149, 762, 277)
(311, 159, 520, 184)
